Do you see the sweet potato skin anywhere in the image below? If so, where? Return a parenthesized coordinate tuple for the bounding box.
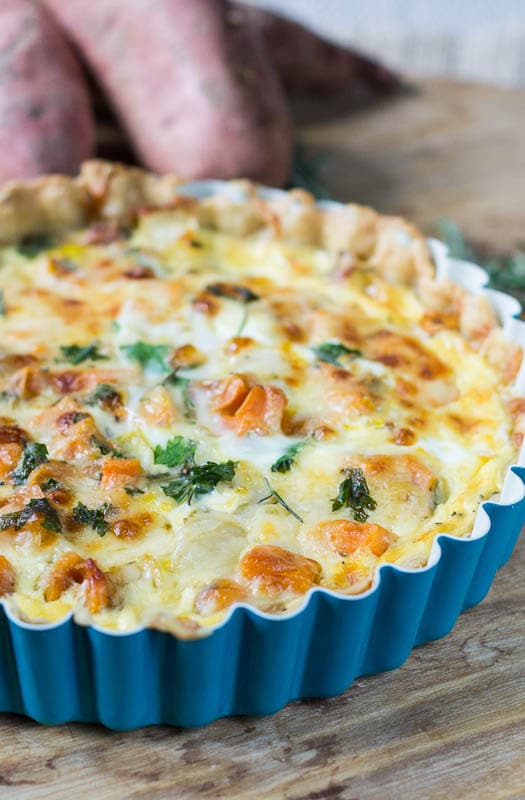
(234, 4, 399, 96)
(44, 0, 292, 185)
(0, 0, 95, 181)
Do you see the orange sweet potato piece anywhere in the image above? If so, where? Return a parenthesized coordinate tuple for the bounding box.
(240, 544, 320, 596)
(212, 374, 249, 414)
(314, 519, 395, 557)
(194, 578, 247, 615)
(44, 551, 111, 613)
(100, 458, 141, 491)
(211, 375, 287, 436)
(0, 555, 16, 596)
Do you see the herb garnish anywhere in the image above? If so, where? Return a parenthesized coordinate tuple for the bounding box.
(0, 290, 6, 317)
(206, 283, 259, 304)
(120, 341, 169, 371)
(60, 343, 108, 365)
(11, 441, 49, 485)
(72, 502, 110, 537)
(313, 342, 362, 367)
(258, 479, 304, 523)
(90, 435, 120, 456)
(40, 478, 60, 493)
(161, 460, 237, 505)
(332, 467, 377, 522)
(154, 436, 198, 468)
(271, 441, 307, 474)
(16, 233, 54, 258)
(90, 383, 122, 409)
(124, 486, 144, 496)
(0, 498, 61, 533)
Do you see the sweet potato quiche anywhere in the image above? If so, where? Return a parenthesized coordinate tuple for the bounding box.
(0, 161, 522, 634)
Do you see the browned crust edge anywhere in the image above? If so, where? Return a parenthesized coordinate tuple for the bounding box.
(0, 159, 521, 388)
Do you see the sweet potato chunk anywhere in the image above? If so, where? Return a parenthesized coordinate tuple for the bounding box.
(0, 555, 16, 596)
(314, 519, 395, 557)
(346, 453, 438, 522)
(211, 375, 287, 436)
(44, 551, 111, 613)
(240, 544, 320, 596)
(194, 578, 247, 615)
(100, 458, 141, 492)
(211, 374, 249, 414)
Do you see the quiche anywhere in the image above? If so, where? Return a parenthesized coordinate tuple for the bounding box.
(0, 161, 522, 635)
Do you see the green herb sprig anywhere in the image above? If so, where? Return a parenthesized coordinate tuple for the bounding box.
(72, 502, 111, 537)
(271, 441, 307, 474)
(120, 341, 169, 371)
(313, 341, 362, 367)
(154, 436, 198, 469)
(258, 478, 303, 523)
(161, 460, 237, 505)
(11, 442, 49, 485)
(0, 498, 61, 533)
(332, 467, 377, 522)
(16, 233, 54, 258)
(60, 343, 108, 365)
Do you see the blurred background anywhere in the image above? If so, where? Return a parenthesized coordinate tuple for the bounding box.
(246, 0, 525, 87)
(1, 0, 523, 293)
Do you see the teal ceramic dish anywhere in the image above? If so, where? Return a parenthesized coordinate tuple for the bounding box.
(0, 184, 524, 730)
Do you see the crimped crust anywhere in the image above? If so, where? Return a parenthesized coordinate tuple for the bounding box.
(0, 160, 523, 633)
(0, 159, 521, 389)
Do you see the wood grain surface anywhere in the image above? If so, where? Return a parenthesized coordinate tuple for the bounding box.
(1, 79, 524, 800)
(297, 78, 525, 253)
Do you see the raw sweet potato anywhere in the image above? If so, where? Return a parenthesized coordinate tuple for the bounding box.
(0, 0, 95, 181)
(44, 0, 292, 185)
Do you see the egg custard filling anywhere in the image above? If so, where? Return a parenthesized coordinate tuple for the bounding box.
(0, 162, 522, 634)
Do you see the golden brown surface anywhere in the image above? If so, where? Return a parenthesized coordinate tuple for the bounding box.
(0, 536, 522, 800)
(1, 78, 524, 797)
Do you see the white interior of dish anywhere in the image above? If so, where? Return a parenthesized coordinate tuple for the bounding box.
(2, 182, 524, 636)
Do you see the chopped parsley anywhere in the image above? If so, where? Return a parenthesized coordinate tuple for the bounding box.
(154, 436, 198, 468)
(16, 233, 54, 258)
(40, 477, 60, 493)
(0, 289, 6, 317)
(88, 384, 122, 413)
(120, 341, 169, 371)
(313, 341, 362, 367)
(332, 467, 377, 522)
(161, 460, 237, 505)
(271, 441, 307, 474)
(90, 435, 118, 456)
(206, 282, 259, 304)
(72, 502, 110, 537)
(0, 498, 61, 533)
(11, 441, 49, 485)
(60, 343, 108, 365)
(258, 479, 303, 523)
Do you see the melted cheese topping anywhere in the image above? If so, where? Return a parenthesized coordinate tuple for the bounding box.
(0, 212, 517, 632)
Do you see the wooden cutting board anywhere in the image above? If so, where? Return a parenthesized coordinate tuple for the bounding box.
(1, 79, 524, 800)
